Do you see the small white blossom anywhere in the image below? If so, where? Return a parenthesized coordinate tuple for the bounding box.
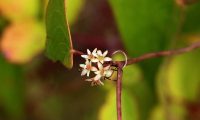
(79, 60, 97, 77)
(81, 48, 98, 62)
(104, 69, 113, 78)
(80, 48, 113, 86)
(96, 50, 112, 64)
(94, 62, 113, 80)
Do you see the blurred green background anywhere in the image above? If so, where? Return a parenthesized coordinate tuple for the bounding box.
(0, 0, 200, 120)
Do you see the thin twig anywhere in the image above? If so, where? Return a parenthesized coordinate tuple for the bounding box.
(115, 41, 200, 66)
(71, 49, 84, 55)
(116, 63, 123, 120)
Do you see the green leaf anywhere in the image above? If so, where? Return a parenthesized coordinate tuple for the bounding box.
(109, 0, 179, 56)
(182, 2, 200, 33)
(109, 0, 180, 88)
(45, 0, 73, 69)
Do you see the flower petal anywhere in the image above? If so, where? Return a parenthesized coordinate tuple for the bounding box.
(97, 50, 103, 56)
(81, 55, 88, 59)
(105, 70, 113, 78)
(81, 69, 88, 76)
(91, 66, 98, 71)
(91, 58, 99, 62)
(104, 57, 112, 62)
(100, 60, 104, 64)
(94, 74, 101, 80)
(85, 78, 93, 81)
(92, 48, 97, 54)
(94, 71, 100, 75)
(85, 60, 90, 65)
(103, 50, 108, 57)
(79, 64, 85, 68)
(93, 53, 98, 57)
(87, 71, 90, 77)
(97, 62, 103, 70)
(87, 49, 91, 55)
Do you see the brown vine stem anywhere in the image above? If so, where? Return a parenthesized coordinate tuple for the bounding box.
(115, 41, 200, 66)
(116, 63, 123, 120)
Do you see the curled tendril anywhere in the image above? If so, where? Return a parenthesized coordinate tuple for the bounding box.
(112, 50, 128, 68)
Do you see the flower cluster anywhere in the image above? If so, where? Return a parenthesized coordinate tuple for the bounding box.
(80, 48, 113, 86)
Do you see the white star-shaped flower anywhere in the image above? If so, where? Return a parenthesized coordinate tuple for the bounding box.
(81, 48, 98, 62)
(96, 50, 112, 64)
(79, 60, 98, 77)
(94, 62, 113, 80)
